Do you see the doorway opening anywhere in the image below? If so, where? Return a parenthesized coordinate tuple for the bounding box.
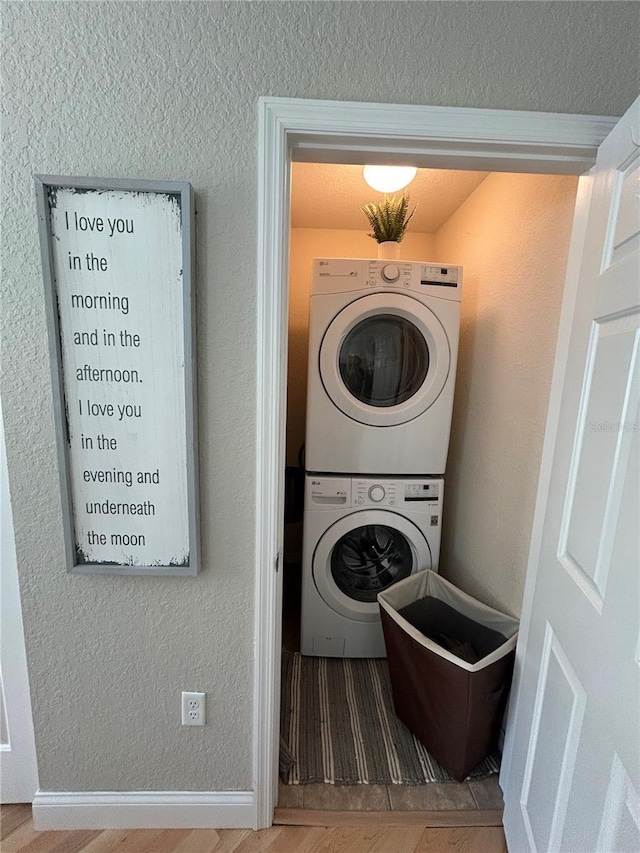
(278, 160, 579, 816)
(254, 96, 612, 829)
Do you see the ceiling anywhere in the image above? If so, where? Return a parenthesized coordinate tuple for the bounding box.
(290, 163, 489, 233)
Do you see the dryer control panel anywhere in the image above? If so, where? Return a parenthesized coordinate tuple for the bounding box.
(420, 265, 460, 288)
(313, 258, 462, 302)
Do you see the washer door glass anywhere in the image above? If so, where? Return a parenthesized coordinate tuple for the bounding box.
(313, 509, 432, 622)
(339, 315, 429, 407)
(331, 524, 413, 602)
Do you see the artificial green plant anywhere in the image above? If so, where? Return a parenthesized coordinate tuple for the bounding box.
(361, 194, 416, 243)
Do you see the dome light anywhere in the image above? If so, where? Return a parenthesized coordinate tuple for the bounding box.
(363, 165, 417, 194)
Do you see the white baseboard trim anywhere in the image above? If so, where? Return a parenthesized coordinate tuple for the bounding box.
(32, 789, 255, 830)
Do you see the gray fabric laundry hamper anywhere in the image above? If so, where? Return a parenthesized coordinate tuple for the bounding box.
(378, 570, 519, 782)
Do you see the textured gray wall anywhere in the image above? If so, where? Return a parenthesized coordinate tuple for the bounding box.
(2, 1, 638, 792)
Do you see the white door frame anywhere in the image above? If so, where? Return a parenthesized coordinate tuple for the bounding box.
(253, 96, 617, 829)
(1, 399, 39, 802)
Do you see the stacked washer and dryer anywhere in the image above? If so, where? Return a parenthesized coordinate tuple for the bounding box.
(300, 258, 462, 658)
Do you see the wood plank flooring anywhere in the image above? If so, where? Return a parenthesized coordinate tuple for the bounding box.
(275, 808, 504, 827)
(2, 804, 507, 852)
(277, 775, 504, 812)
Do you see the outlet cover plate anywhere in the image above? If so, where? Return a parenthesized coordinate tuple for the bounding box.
(181, 691, 206, 726)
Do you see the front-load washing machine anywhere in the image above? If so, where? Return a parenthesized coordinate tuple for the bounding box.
(300, 474, 443, 658)
(305, 258, 462, 476)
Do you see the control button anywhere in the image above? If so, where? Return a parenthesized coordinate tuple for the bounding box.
(367, 279, 375, 286)
(381, 264, 400, 283)
(389, 498, 395, 505)
(368, 485, 385, 502)
(356, 498, 364, 505)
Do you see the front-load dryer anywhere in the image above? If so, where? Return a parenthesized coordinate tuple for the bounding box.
(305, 258, 462, 476)
(300, 474, 443, 658)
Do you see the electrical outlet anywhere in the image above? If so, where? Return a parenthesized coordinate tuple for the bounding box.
(181, 691, 206, 726)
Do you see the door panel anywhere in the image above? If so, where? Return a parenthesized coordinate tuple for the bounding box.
(521, 628, 587, 852)
(561, 311, 639, 607)
(605, 153, 639, 269)
(597, 755, 640, 852)
(502, 97, 640, 852)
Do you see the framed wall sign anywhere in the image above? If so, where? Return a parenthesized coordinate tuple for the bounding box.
(35, 175, 199, 575)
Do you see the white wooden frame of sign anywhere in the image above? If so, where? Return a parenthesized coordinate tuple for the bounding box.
(35, 175, 199, 577)
(253, 97, 618, 829)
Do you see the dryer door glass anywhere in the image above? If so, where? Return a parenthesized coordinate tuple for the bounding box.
(339, 315, 429, 407)
(331, 524, 413, 602)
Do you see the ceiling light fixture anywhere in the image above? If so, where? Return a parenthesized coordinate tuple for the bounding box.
(363, 165, 417, 194)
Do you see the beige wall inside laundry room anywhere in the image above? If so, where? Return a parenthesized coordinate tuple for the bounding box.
(435, 172, 579, 617)
(287, 172, 579, 620)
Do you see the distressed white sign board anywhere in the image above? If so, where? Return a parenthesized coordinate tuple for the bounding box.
(36, 177, 198, 575)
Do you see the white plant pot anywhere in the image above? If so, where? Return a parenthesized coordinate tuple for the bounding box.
(377, 241, 401, 260)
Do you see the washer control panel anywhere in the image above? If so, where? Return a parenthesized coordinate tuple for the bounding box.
(404, 481, 440, 502)
(352, 478, 442, 509)
(307, 476, 351, 506)
(368, 484, 386, 502)
(307, 476, 444, 511)
(354, 480, 397, 506)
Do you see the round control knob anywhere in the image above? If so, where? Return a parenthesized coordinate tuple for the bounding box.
(381, 264, 400, 283)
(368, 485, 386, 502)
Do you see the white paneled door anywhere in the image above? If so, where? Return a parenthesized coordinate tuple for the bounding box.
(502, 97, 640, 852)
